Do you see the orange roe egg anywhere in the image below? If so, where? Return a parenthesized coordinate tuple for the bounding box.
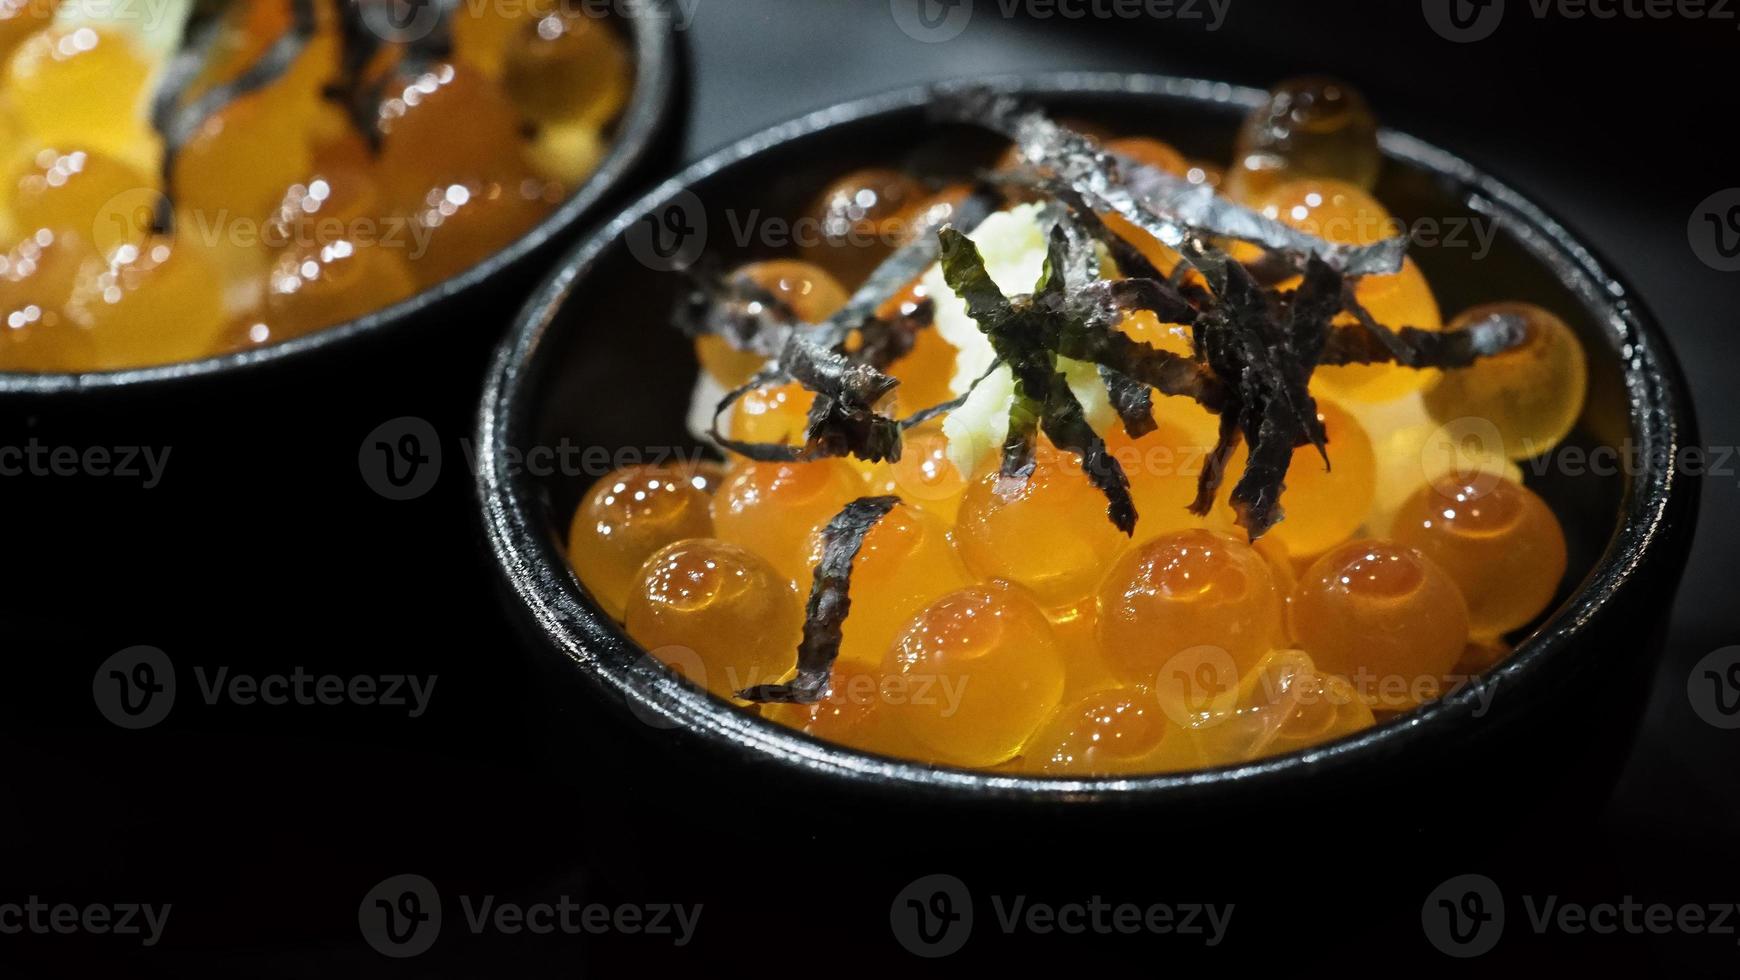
(4, 26, 154, 167)
(1115, 310, 1220, 445)
(1422, 302, 1588, 460)
(954, 439, 1133, 609)
(1095, 528, 1286, 720)
(5, 148, 156, 255)
(258, 239, 418, 342)
(1103, 418, 1220, 539)
(1107, 137, 1188, 178)
(727, 381, 814, 447)
(1254, 179, 1442, 402)
(624, 539, 804, 701)
(1317, 260, 1444, 402)
(876, 280, 959, 415)
(402, 177, 555, 289)
(501, 7, 631, 129)
(375, 61, 531, 213)
(1390, 476, 1567, 637)
(1227, 77, 1380, 203)
(569, 463, 717, 619)
(64, 236, 227, 369)
(1168, 648, 1375, 767)
(865, 423, 967, 523)
(763, 661, 919, 757)
(452, 0, 554, 78)
(889, 183, 973, 248)
(884, 584, 1068, 768)
(0, 0, 59, 62)
(261, 167, 382, 254)
(711, 458, 869, 587)
(1022, 686, 1177, 776)
(799, 168, 925, 288)
(1220, 398, 1375, 558)
(1291, 540, 1470, 709)
(1256, 178, 1395, 245)
(695, 260, 849, 388)
(173, 94, 316, 224)
(0, 227, 93, 371)
(802, 501, 971, 670)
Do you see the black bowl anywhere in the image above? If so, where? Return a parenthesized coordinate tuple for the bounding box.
(477, 73, 1699, 827)
(0, 4, 680, 400)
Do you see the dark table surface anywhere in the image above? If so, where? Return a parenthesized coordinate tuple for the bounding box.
(3, 1, 1737, 975)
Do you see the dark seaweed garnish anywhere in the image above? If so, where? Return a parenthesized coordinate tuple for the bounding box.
(688, 88, 1525, 543)
(737, 496, 902, 704)
(1321, 304, 1527, 369)
(331, 0, 464, 150)
(697, 187, 1001, 464)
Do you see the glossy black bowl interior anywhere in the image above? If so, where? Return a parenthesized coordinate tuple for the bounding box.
(479, 73, 1698, 817)
(0, 5, 679, 398)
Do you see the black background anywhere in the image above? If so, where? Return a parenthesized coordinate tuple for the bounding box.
(3, 0, 1738, 975)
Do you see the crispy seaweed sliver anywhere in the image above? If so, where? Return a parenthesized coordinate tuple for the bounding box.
(934, 86, 1406, 278)
(937, 225, 1139, 531)
(1195, 260, 1324, 538)
(1321, 306, 1527, 368)
(150, 0, 318, 231)
(709, 338, 903, 464)
(332, 0, 461, 151)
(1040, 371, 1136, 534)
(1191, 410, 1243, 515)
(855, 297, 936, 370)
(738, 496, 902, 704)
(674, 264, 802, 356)
(1100, 364, 1157, 438)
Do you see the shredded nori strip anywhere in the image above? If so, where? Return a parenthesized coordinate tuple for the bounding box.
(938, 225, 1140, 533)
(737, 496, 902, 704)
(675, 264, 802, 355)
(936, 87, 1407, 279)
(1322, 305, 1528, 368)
(855, 297, 936, 370)
(332, 0, 461, 151)
(708, 338, 903, 464)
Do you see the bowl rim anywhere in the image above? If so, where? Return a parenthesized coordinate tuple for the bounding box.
(0, 3, 680, 396)
(477, 71, 1697, 805)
